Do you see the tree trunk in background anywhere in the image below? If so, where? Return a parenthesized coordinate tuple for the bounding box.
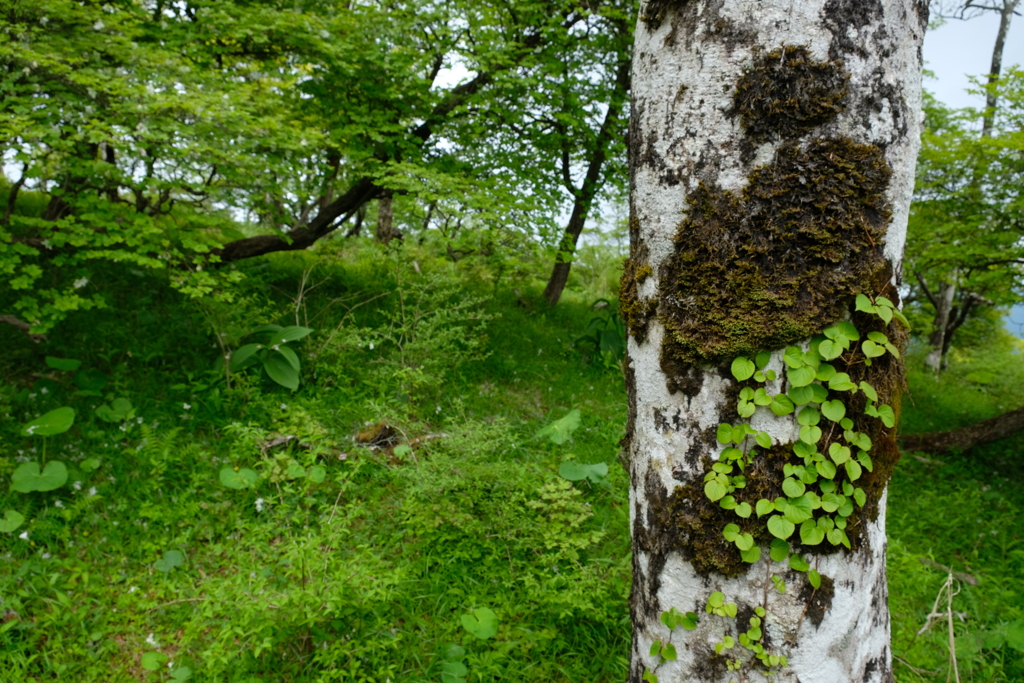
(375, 193, 397, 244)
(925, 279, 956, 374)
(981, 0, 1019, 139)
(901, 404, 1024, 454)
(543, 56, 632, 307)
(623, 1, 925, 681)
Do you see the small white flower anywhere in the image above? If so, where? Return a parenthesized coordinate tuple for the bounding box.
(129, 586, 138, 593)
(25, 425, 37, 435)
(41, 552, 50, 559)
(54, 500, 64, 508)
(93, 20, 104, 30)
(183, 403, 191, 410)
(369, 343, 374, 350)
(280, 404, 287, 410)
(137, 417, 143, 424)
(255, 498, 265, 513)
(436, 405, 441, 414)
(168, 661, 174, 669)
(18, 531, 29, 541)
(145, 633, 159, 647)
(40, 387, 49, 394)
(73, 481, 82, 491)
(73, 277, 89, 289)
(40, 239, 51, 249)
(88, 487, 97, 496)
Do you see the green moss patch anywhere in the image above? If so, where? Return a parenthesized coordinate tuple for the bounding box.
(620, 236, 656, 343)
(733, 45, 850, 144)
(659, 137, 892, 369)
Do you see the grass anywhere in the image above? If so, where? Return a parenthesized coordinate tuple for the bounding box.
(1, 240, 1022, 682)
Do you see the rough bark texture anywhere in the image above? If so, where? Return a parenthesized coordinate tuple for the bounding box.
(625, 1, 925, 681)
(925, 279, 956, 373)
(901, 405, 1024, 454)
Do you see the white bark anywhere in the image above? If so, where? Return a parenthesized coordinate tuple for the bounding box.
(626, 1, 925, 681)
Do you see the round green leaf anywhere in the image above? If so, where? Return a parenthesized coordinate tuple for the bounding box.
(797, 406, 820, 426)
(800, 520, 825, 545)
(740, 546, 761, 563)
(787, 366, 816, 387)
(308, 466, 327, 484)
(767, 515, 795, 540)
(461, 607, 499, 640)
(722, 523, 740, 541)
(731, 357, 755, 381)
(859, 381, 878, 402)
(818, 339, 841, 360)
(11, 461, 69, 492)
(21, 407, 75, 437)
(782, 478, 805, 498)
(704, 479, 728, 502)
(769, 539, 790, 562)
(219, 467, 258, 489)
(142, 652, 169, 671)
(734, 532, 755, 551)
(755, 432, 772, 449)
(154, 549, 185, 572)
(770, 394, 795, 416)
(789, 553, 810, 572)
(0, 509, 25, 533)
(735, 502, 752, 518)
(821, 400, 846, 422)
(783, 495, 814, 524)
(559, 461, 608, 483)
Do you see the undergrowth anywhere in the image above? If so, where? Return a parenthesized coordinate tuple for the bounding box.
(0, 240, 1021, 682)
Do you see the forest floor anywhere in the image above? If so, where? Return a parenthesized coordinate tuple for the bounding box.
(1, 242, 1021, 682)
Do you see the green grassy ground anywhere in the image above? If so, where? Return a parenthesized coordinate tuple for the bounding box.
(1, 243, 1021, 682)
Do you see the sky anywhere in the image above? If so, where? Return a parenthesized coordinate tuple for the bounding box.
(922, 9, 1024, 110)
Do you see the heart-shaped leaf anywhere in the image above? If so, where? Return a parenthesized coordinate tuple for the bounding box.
(11, 461, 68, 492)
(536, 409, 581, 445)
(461, 607, 498, 640)
(731, 357, 755, 381)
(767, 515, 795, 540)
(154, 549, 185, 573)
(0, 509, 25, 533)
(141, 651, 169, 670)
(800, 520, 825, 545)
(219, 467, 259, 489)
(787, 366, 816, 387)
(308, 466, 327, 484)
(558, 461, 608, 484)
(21, 407, 75, 437)
(769, 539, 790, 562)
(821, 400, 846, 422)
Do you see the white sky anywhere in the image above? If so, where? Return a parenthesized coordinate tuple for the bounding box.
(923, 10, 1024, 109)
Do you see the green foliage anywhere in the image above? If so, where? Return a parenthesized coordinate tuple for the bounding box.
(1, 242, 1021, 683)
(229, 324, 314, 391)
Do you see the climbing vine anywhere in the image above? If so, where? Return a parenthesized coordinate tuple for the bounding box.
(646, 293, 907, 682)
(706, 293, 906, 571)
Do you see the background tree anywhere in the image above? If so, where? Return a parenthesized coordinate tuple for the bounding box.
(0, 0, 627, 334)
(623, 1, 924, 681)
(904, 76, 1024, 372)
(910, 0, 1021, 370)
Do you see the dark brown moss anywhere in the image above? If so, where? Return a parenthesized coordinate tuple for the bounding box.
(733, 45, 850, 144)
(620, 232, 657, 342)
(659, 137, 892, 371)
(640, 0, 689, 29)
(799, 572, 835, 628)
(664, 443, 797, 576)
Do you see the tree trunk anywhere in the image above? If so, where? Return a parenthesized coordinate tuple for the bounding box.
(925, 279, 956, 374)
(375, 193, 398, 244)
(901, 404, 1024, 454)
(543, 55, 632, 307)
(981, 0, 1019, 139)
(624, 2, 925, 682)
